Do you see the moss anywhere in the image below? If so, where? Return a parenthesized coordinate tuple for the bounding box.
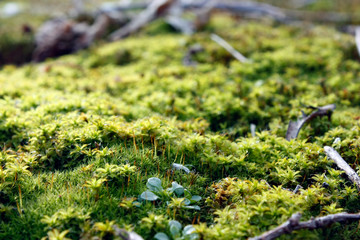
(1, 14, 360, 239)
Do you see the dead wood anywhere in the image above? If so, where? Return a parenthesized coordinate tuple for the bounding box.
(193, 0, 218, 31)
(324, 146, 360, 191)
(183, 44, 204, 66)
(250, 123, 256, 137)
(105, 1, 360, 25)
(355, 27, 360, 58)
(33, 14, 110, 62)
(249, 212, 360, 240)
(211, 33, 250, 63)
(285, 104, 335, 141)
(109, 0, 177, 41)
(112, 225, 144, 240)
(112, 1, 285, 21)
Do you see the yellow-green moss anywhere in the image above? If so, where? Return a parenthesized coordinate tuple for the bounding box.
(1, 15, 360, 239)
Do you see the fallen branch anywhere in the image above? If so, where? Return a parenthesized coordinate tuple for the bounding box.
(324, 146, 360, 191)
(33, 15, 111, 62)
(355, 27, 360, 58)
(249, 212, 360, 240)
(210, 33, 250, 63)
(250, 123, 256, 137)
(286, 104, 335, 141)
(113, 225, 144, 240)
(109, 0, 177, 41)
(105, 1, 360, 24)
(106, 1, 286, 21)
(183, 44, 204, 66)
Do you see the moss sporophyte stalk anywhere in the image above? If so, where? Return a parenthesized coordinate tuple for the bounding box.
(1, 15, 360, 239)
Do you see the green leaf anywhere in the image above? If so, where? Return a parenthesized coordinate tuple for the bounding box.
(168, 182, 184, 196)
(183, 198, 191, 205)
(140, 190, 159, 201)
(183, 225, 196, 235)
(146, 177, 163, 192)
(190, 195, 201, 202)
(154, 232, 170, 240)
(183, 225, 199, 240)
(169, 220, 182, 238)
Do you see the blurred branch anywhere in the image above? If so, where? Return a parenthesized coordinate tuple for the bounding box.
(102, 1, 360, 25)
(250, 212, 360, 240)
(210, 33, 250, 63)
(324, 146, 360, 191)
(109, 0, 177, 41)
(286, 104, 335, 141)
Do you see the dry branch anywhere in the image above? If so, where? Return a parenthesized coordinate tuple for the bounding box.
(106, 1, 286, 21)
(355, 27, 360, 58)
(324, 146, 360, 190)
(210, 34, 250, 63)
(250, 212, 360, 240)
(109, 0, 177, 41)
(105, 1, 360, 24)
(250, 123, 256, 137)
(286, 104, 335, 141)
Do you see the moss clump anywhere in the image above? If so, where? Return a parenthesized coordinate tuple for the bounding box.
(1, 15, 360, 239)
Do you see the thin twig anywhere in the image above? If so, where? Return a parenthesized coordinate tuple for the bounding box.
(250, 123, 256, 137)
(104, 1, 360, 24)
(355, 27, 360, 58)
(324, 146, 360, 191)
(210, 33, 250, 63)
(106, 1, 286, 21)
(250, 212, 360, 240)
(109, 0, 177, 41)
(286, 104, 335, 141)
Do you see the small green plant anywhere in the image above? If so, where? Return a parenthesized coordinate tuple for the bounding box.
(154, 220, 199, 240)
(139, 177, 201, 209)
(84, 178, 107, 201)
(41, 229, 71, 240)
(41, 208, 90, 238)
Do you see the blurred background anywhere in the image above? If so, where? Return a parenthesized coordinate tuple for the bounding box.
(1, 0, 360, 65)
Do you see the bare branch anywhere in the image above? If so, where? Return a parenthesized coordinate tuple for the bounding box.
(250, 123, 256, 137)
(109, 0, 177, 41)
(250, 212, 360, 240)
(286, 104, 335, 141)
(102, 1, 360, 25)
(355, 27, 360, 59)
(324, 146, 360, 191)
(210, 34, 250, 63)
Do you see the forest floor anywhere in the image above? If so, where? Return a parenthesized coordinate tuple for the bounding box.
(2, 2, 360, 240)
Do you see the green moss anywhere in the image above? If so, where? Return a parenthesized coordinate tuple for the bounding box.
(1, 15, 360, 239)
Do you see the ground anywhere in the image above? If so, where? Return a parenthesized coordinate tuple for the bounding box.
(1, 13, 360, 240)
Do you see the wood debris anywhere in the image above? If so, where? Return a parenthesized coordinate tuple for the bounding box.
(286, 104, 335, 141)
(210, 33, 250, 63)
(109, 0, 177, 41)
(324, 146, 360, 191)
(250, 212, 360, 240)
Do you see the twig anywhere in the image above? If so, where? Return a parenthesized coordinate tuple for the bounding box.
(183, 44, 204, 66)
(113, 225, 144, 240)
(104, 1, 360, 25)
(210, 33, 250, 63)
(355, 27, 360, 58)
(286, 104, 335, 141)
(250, 123, 256, 137)
(107, 1, 286, 21)
(249, 212, 360, 240)
(109, 0, 177, 41)
(324, 146, 360, 191)
(293, 184, 302, 194)
(193, 0, 218, 31)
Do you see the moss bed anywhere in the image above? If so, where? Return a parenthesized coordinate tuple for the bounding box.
(1, 15, 360, 239)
